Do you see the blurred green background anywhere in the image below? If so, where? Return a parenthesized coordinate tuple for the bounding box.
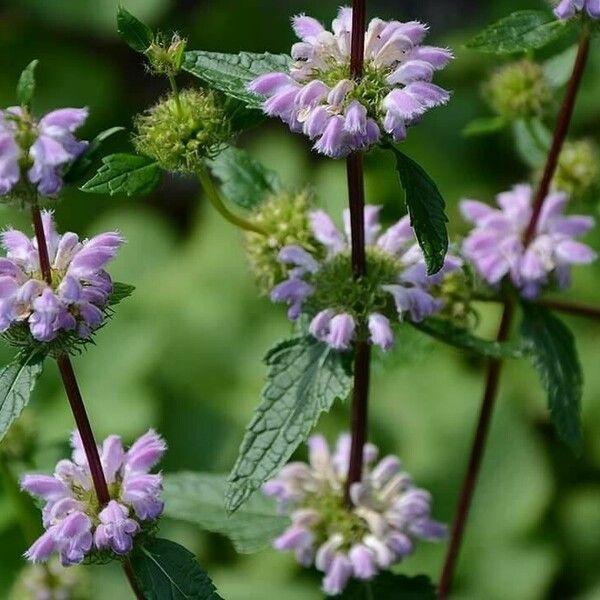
(1, 0, 600, 598)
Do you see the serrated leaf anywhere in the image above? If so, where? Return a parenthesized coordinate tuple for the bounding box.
(117, 5, 153, 53)
(163, 472, 288, 553)
(224, 97, 265, 132)
(64, 127, 125, 184)
(412, 318, 526, 359)
(131, 538, 223, 600)
(108, 282, 136, 307)
(389, 147, 448, 275)
(466, 11, 572, 54)
(0, 348, 45, 444)
(16, 59, 39, 107)
(226, 336, 352, 513)
(80, 153, 161, 197)
(335, 572, 436, 599)
(520, 302, 583, 452)
(513, 119, 552, 169)
(183, 51, 292, 109)
(462, 116, 507, 137)
(208, 147, 282, 209)
(543, 44, 578, 88)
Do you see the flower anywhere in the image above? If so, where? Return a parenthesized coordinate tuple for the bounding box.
(554, 0, 600, 20)
(264, 433, 446, 595)
(0, 211, 123, 344)
(21, 430, 166, 566)
(0, 106, 88, 197)
(248, 7, 452, 157)
(270, 205, 461, 350)
(461, 184, 597, 298)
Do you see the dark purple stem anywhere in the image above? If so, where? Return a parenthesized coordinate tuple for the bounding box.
(344, 0, 369, 505)
(540, 298, 600, 321)
(439, 31, 591, 598)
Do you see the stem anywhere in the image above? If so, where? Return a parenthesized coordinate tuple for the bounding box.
(196, 164, 268, 236)
(123, 558, 145, 600)
(168, 73, 182, 116)
(540, 298, 600, 321)
(439, 30, 591, 598)
(31, 204, 52, 285)
(344, 0, 369, 504)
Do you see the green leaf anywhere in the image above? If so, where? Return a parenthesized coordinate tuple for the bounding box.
(208, 147, 282, 209)
(224, 97, 265, 133)
(513, 119, 552, 169)
(80, 153, 161, 197)
(543, 44, 578, 88)
(163, 472, 288, 553)
(412, 318, 526, 359)
(462, 116, 507, 137)
(131, 538, 223, 600)
(108, 282, 136, 307)
(16, 59, 39, 107)
(389, 147, 448, 275)
(0, 349, 45, 444)
(226, 336, 352, 513)
(117, 5, 153, 53)
(466, 11, 572, 54)
(335, 572, 436, 599)
(183, 51, 292, 109)
(520, 302, 583, 452)
(64, 127, 125, 184)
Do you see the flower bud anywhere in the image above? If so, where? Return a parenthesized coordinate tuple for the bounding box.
(146, 33, 187, 76)
(551, 139, 600, 200)
(133, 88, 232, 172)
(245, 190, 317, 294)
(484, 59, 552, 120)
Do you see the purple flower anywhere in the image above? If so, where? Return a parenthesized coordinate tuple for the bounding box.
(0, 211, 123, 342)
(270, 206, 461, 351)
(0, 107, 88, 197)
(21, 430, 166, 566)
(248, 7, 452, 157)
(265, 433, 446, 595)
(461, 185, 596, 299)
(554, 0, 600, 19)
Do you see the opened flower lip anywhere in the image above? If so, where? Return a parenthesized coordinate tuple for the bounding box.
(248, 7, 452, 157)
(461, 184, 597, 299)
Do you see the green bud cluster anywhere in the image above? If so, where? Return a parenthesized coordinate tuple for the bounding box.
(484, 59, 552, 120)
(552, 139, 600, 200)
(146, 33, 187, 76)
(245, 190, 317, 294)
(133, 88, 231, 172)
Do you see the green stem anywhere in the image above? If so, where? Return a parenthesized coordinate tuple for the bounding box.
(196, 164, 268, 235)
(168, 73, 182, 116)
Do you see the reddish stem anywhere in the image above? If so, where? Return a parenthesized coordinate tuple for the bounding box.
(540, 298, 600, 321)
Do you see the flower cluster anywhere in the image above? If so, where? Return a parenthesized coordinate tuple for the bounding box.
(21, 430, 166, 566)
(461, 184, 597, 299)
(0, 107, 88, 198)
(9, 558, 87, 600)
(265, 434, 446, 595)
(0, 211, 123, 344)
(249, 7, 452, 157)
(554, 0, 600, 20)
(270, 206, 461, 351)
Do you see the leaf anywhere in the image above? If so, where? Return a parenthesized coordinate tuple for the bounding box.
(117, 5, 153, 53)
(520, 302, 583, 452)
(108, 282, 136, 307)
(208, 147, 282, 209)
(16, 59, 39, 107)
(80, 153, 161, 197)
(335, 572, 436, 599)
(462, 116, 507, 137)
(0, 349, 45, 443)
(131, 538, 223, 600)
(466, 11, 572, 54)
(64, 127, 126, 184)
(163, 472, 288, 553)
(543, 44, 578, 88)
(412, 318, 526, 359)
(389, 147, 448, 275)
(183, 51, 292, 109)
(513, 119, 552, 169)
(226, 336, 353, 513)
(224, 97, 265, 133)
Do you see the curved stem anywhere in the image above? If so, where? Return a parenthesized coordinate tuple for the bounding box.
(439, 30, 591, 598)
(344, 0, 369, 504)
(168, 74, 182, 116)
(196, 164, 268, 236)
